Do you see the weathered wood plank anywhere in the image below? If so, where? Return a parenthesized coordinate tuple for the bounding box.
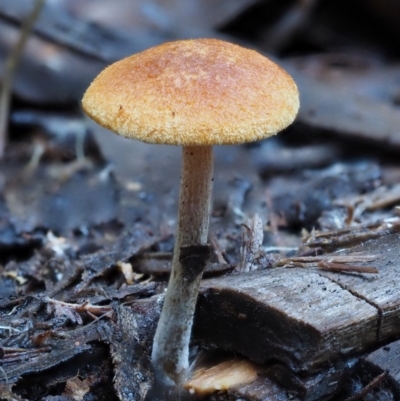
(194, 268, 378, 372)
(319, 232, 400, 341)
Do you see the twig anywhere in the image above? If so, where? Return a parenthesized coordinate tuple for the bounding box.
(210, 233, 229, 264)
(0, 325, 21, 333)
(264, 246, 298, 253)
(0, 367, 7, 383)
(238, 214, 264, 272)
(335, 183, 400, 214)
(276, 253, 378, 266)
(277, 254, 378, 274)
(1, 346, 50, 360)
(317, 261, 378, 274)
(0, 0, 45, 159)
(0, 346, 51, 371)
(265, 189, 285, 247)
(44, 297, 113, 317)
(77, 309, 114, 329)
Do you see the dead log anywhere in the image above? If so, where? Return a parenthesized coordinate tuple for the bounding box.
(319, 232, 400, 342)
(194, 268, 378, 373)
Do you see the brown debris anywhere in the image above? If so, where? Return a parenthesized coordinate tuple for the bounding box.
(63, 376, 93, 401)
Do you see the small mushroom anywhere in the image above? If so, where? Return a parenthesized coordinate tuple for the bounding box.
(82, 38, 299, 390)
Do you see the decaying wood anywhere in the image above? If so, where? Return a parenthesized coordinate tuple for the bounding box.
(266, 359, 356, 401)
(75, 224, 161, 290)
(110, 300, 161, 401)
(192, 230, 400, 400)
(194, 268, 378, 372)
(319, 232, 400, 342)
(362, 339, 400, 394)
(0, 318, 112, 383)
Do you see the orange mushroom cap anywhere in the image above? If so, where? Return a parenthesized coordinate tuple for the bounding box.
(82, 38, 299, 146)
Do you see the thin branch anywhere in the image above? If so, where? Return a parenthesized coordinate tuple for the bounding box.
(44, 297, 113, 317)
(0, 0, 45, 159)
(317, 261, 378, 274)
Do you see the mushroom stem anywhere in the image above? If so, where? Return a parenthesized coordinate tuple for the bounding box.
(152, 145, 213, 386)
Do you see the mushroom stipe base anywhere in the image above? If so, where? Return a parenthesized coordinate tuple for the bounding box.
(151, 145, 213, 386)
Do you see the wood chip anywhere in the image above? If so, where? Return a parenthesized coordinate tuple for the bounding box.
(184, 359, 259, 396)
(117, 260, 134, 284)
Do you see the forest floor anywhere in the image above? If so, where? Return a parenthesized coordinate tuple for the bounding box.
(0, 1, 400, 400)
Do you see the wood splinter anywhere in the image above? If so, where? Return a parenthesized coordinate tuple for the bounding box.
(317, 261, 378, 274)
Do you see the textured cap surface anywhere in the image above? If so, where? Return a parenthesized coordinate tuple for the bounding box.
(82, 38, 299, 146)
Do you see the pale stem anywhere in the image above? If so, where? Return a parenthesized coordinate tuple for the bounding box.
(151, 145, 213, 386)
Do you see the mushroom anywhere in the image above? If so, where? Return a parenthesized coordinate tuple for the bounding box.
(82, 38, 299, 391)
